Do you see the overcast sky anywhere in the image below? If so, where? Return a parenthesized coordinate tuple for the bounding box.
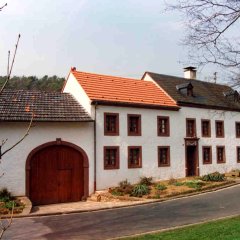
(0, 0, 218, 80)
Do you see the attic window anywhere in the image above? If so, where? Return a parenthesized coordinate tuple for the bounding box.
(176, 82, 194, 97)
(223, 90, 240, 102)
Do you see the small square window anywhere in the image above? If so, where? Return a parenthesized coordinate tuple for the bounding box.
(201, 120, 211, 137)
(202, 146, 212, 164)
(128, 146, 142, 168)
(217, 146, 225, 163)
(104, 147, 119, 170)
(186, 119, 196, 137)
(158, 116, 170, 136)
(104, 113, 119, 136)
(237, 147, 240, 163)
(158, 146, 170, 167)
(216, 121, 224, 138)
(236, 122, 240, 138)
(128, 114, 141, 136)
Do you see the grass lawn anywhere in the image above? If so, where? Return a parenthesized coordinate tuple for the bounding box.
(122, 216, 240, 240)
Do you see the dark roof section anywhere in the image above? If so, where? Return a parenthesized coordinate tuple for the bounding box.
(145, 72, 240, 111)
(0, 89, 93, 122)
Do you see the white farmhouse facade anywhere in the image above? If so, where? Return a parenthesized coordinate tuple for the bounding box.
(1, 67, 240, 205)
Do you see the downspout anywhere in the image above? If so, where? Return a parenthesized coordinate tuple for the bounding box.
(94, 103, 97, 192)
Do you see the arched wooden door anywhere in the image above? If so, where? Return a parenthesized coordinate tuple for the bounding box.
(27, 142, 88, 205)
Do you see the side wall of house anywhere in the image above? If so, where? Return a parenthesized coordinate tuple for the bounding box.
(0, 122, 94, 196)
(63, 73, 93, 116)
(95, 105, 240, 190)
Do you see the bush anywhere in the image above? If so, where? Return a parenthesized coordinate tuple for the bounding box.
(184, 180, 205, 189)
(139, 177, 153, 186)
(4, 201, 15, 210)
(131, 184, 149, 197)
(173, 182, 184, 186)
(155, 183, 167, 191)
(0, 188, 14, 202)
(201, 172, 225, 182)
(110, 179, 133, 196)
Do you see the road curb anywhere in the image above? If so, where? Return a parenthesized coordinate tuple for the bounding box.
(9, 181, 240, 219)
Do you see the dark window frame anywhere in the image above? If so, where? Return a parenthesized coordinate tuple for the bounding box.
(237, 147, 240, 163)
(127, 114, 141, 136)
(236, 122, 240, 138)
(104, 113, 119, 136)
(128, 146, 142, 168)
(201, 119, 211, 137)
(202, 146, 212, 164)
(215, 120, 224, 138)
(103, 146, 120, 170)
(186, 118, 197, 137)
(157, 116, 170, 137)
(158, 146, 170, 167)
(216, 146, 226, 164)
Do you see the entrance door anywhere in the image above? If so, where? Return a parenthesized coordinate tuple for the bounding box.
(186, 146, 198, 176)
(29, 145, 84, 205)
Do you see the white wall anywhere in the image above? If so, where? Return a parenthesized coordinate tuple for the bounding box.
(63, 73, 93, 116)
(95, 105, 240, 190)
(0, 122, 94, 196)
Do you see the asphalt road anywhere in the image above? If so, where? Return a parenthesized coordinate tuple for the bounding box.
(3, 185, 240, 240)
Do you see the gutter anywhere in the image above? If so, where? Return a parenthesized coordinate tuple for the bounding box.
(93, 103, 97, 192)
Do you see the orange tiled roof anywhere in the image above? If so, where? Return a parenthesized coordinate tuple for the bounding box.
(71, 69, 178, 109)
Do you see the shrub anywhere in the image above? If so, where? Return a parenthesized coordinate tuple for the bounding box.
(155, 183, 167, 191)
(5, 201, 15, 210)
(201, 172, 225, 182)
(110, 179, 133, 196)
(173, 182, 184, 186)
(131, 184, 149, 197)
(184, 180, 205, 189)
(0, 188, 14, 202)
(139, 177, 153, 186)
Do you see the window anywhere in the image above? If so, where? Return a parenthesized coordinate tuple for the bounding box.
(186, 119, 196, 137)
(104, 113, 119, 136)
(158, 116, 170, 136)
(201, 120, 211, 137)
(104, 147, 119, 169)
(202, 146, 212, 164)
(237, 147, 240, 163)
(236, 122, 240, 138)
(158, 146, 170, 167)
(217, 146, 225, 163)
(128, 146, 142, 168)
(215, 121, 224, 138)
(128, 114, 141, 136)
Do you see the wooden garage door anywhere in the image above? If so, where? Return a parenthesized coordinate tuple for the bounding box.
(29, 145, 84, 205)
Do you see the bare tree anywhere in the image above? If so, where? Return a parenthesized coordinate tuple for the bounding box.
(0, 2, 33, 238)
(166, 0, 240, 80)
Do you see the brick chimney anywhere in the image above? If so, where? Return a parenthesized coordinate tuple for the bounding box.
(184, 66, 197, 80)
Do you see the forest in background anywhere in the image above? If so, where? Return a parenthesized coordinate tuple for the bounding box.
(0, 75, 65, 92)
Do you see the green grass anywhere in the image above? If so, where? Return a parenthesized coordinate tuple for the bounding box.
(122, 216, 240, 240)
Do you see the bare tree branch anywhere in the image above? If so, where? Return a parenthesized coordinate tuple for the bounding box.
(0, 3, 7, 11)
(166, 0, 240, 81)
(0, 34, 21, 94)
(0, 114, 34, 159)
(0, 201, 14, 239)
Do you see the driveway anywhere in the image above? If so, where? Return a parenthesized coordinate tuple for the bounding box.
(3, 185, 240, 240)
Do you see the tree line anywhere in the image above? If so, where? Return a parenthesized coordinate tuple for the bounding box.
(0, 75, 65, 92)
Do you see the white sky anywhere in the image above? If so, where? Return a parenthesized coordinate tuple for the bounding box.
(0, 0, 219, 80)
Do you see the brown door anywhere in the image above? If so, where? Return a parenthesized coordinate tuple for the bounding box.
(186, 146, 197, 176)
(29, 145, 84, 205)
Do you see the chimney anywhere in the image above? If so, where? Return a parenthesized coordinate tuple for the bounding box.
(71, 67, 76, 71)
(184, 66, 197, 80)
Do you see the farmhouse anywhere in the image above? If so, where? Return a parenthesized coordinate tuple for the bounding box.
(1, 67, 240, 205)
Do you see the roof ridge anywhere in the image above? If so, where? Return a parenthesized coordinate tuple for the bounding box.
(72, 69, 142, 82)
(146, 71, 230, 88)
